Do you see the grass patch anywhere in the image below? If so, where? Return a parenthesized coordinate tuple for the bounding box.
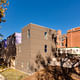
(0, 69, 28, 80)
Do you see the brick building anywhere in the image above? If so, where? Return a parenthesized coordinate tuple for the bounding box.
(0, 33, 21, 67)
(67, 27, 80, 48)
(61, 34, 67, 48)
(6, 32, 21, 67)
(15, 24, 57, 73)
(56, 30, 62, 48)
(56, 30, 67, 48)
(1, 24, 80, 73)
(58, 27, 80, 48)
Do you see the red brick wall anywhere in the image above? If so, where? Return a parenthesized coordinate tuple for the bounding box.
(67, 27, 80, 48)
(57, 30, 62, 48)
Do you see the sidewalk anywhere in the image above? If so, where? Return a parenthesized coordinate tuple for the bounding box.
(0, 74, 5, 80)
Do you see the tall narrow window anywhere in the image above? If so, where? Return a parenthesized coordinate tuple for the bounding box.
(44, 45, 47, 53)
(44, 32, 48, 40)
(27, 29, 30, 39)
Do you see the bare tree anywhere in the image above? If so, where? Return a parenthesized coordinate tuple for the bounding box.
(35, 47, 80, 80)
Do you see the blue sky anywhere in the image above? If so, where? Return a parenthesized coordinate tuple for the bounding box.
(0, 0, 80, 39)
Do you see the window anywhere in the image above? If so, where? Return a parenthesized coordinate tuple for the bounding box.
(62, 38, 64, 41)
(52, 34, 54, 40)
(12, 38, 15, 45)
(27, 29, 30, 38)
(44, 45, 47, 53)
(44, 32, 47, 36)
(44, 32, 48, 40)
(0, 44, 2, 48)
(62, 43, 64, 46)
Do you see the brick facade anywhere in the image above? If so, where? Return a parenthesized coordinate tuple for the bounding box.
(67, 27, 80, 48)
(1, 23, 80, 73)
(57, 27, 80, 48)
(56, 30, 62, 48)
(15, 24, 57, 73)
